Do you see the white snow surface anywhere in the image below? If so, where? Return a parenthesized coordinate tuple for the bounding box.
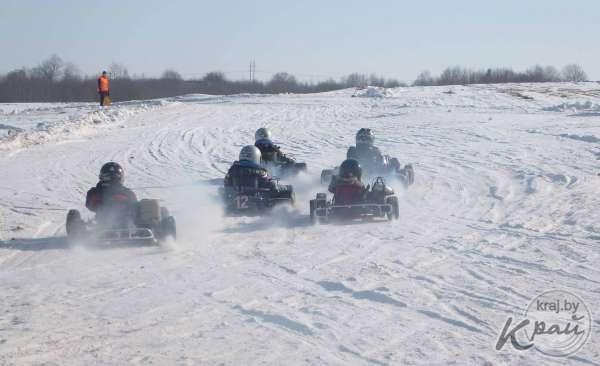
(1, 83, 600, 365)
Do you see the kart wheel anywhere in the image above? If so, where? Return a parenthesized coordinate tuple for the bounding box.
(66, 209, 84, 237)
(160, 207, 170, 220)
(389, 157, 401, 171)
(294, 162, 307, 172)
(160, 215, 177, 241)
(402, 164, 415, 186)
(386, 196, 399, 221)
(309, 200, 320, 224)
(321, 169, 333, 185)
(138, 199, 161, 227)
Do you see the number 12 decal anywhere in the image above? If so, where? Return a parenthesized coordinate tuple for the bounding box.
(235, 195, 249, 209)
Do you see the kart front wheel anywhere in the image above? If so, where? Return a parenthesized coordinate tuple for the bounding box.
(66, 209, 84, 237)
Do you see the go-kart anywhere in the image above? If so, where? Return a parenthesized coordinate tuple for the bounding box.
(220, 181, 295, 215)
(263, 160, 307, 178)
(255, 140, 307, 178)
(310, 177, 399, 224)
(321, 157, 414, 187)
(65, 199, 176, 246)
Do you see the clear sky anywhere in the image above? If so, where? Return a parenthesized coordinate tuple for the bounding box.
(1, 0, 598, 82)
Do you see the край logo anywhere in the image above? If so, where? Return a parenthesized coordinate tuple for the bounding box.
(496, 290, 591, 357)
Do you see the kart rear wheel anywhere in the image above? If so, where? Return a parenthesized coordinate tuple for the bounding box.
(402, 164, 415, 186)
(386, 196, 399, 221)
(321, 169, 334, 185)
(160, 215, 177, 241)
(309, 200, 322, 224)
(309, 200, 317, 224)
(294, 162, 307, 172)
(138, 199, 161, 227)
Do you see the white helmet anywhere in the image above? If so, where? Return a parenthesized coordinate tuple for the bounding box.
(255, 127, 272, 142)
(356, 128, 375, 146)
(239, 145, 261, 165)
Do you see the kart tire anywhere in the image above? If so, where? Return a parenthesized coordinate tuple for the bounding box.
(160, 215, 177, 241)
(160, 207, 170, 220)
(309, 200, 319, 224)
(66, 209, 84, 237)
(321, 169, 334, 185)
(386, 196, 399, 221)
(294, 162, 307, 172)
(402, 164, 415, 186)
(138, 199, 161, 227)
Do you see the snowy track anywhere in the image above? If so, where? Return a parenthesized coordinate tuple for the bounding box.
(1, 83, 600, 365)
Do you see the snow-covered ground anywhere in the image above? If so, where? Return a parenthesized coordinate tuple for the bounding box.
(1, 83, 599, 365)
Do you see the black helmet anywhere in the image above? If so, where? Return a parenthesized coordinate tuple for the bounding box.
(339, 159, 362, 180)
(356, 128, 375, 146)
(99, 162, 124, 184)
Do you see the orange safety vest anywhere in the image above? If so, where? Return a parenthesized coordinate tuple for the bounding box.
(98, 76, 109, 93)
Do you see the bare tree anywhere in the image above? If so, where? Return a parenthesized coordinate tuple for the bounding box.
(161, 69, 182, 80)
(368, 74, 385, 87)
(543, 66, 561, 82)
(439, 66, 470, 85)
(203, 71, 227, 83)
(315, 79, 340, 92)
(525, 65, 547, 82)
(344, 73, 367, 88)
(384, 79, 404, 88)
(33, 54, 64, 81)
(62, 62, 82, 81)
(109, 62, 130, 79)
(267, 72, 298, 93)
(0, 68, 29, 101)
(490, 68, 516, 83)
(562, 64, 588, 82)
(414, 70, 434, 86)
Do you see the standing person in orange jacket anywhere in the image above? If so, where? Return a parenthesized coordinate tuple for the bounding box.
(97, 71, 110, 106)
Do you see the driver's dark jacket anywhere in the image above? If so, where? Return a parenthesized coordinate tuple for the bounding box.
(347, 144, 385, 168)
(255, 139, 294, 164)
(85, 182, 138, 225)
(224, 160, 275, 189)
(328, 175, 366, 205)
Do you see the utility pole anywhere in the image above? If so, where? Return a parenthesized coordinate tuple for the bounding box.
(249, 59, 256, 82)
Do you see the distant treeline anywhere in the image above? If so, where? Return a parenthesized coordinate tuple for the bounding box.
(0, 55, 402, 103)
(413, 64, 588, 86)
(0, 55, 590, 103)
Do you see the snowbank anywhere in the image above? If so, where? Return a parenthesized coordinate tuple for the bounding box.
(352, 86, 390, 98)
(0, 100, 170, 152)
(0, 123, 24, 139)
(543, 100, 600, 112)
(0, 103, 68, 116)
